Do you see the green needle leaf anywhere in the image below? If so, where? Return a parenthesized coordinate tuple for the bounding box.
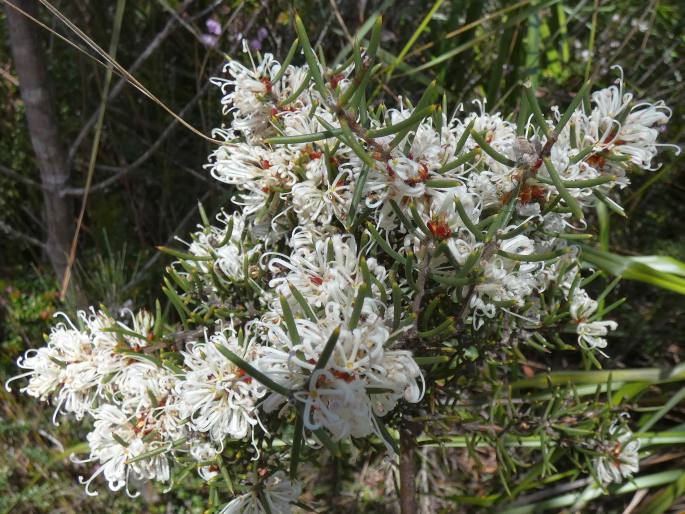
(543, 157, 583, 220)
(214, 343, 290, 396)
(294, 15, 328, 97)
(280, 295, 301, 345)
(313, 327, 341, 371)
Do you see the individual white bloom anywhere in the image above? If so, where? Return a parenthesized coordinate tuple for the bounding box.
(7, 346, 62, 401)
(468, 234, 540, 324)
(367, 349, 424, 416)
(585, 69, 675, 171)
(594, 425, 640, 484)
(77, 404, 172, 496)
(466, 170, 501, 210)
(363, 154, 430, 209)
(569, 289, 597, 321)
(296, 370, 377, 440)
(418, 186, 481, 247)
(612, 101, 672, 169)
(210, 42, 320, 143)
(211, 50, 280, 140)
(208, 144, 297, 193)
(219, 471, 302, 514)
(180, 211, 255, 289)
(190, 441, 220, 481)
(177, 327, 267, 443)
(286, 225, 342, 257)
(281, 108, 346, 161)
(577, 319, 618, 351)
(268, 234, 384, 310)
(8, 311, 121, 422)
(291, 172, 351, 227)
(129, 309, 155, 345)
(462, 105, 518, 194)
(112, 361, 180, 423)
(359, 108, 460, 215)
(569, 288, 617, 351)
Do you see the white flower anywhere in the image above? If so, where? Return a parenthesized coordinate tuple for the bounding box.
(577, 320, 618, 351)
(7, 346, 62, 401)
(291, 173, 351, 227)
(208, 144, 297, 194)
(268, 234, 379, 309)
(77, 404, 172, 496)
(594, 425, 640, 484)
(7, 311, 121, 422)
(190, 441, 220, 481)
(585, 69, 674, 170)
(219, 471, 301, 514)
(177, 327, 267, 442)
(257, 288, 423, 444)
(569, 288, 618, 351)
(178, 211, 258, 294)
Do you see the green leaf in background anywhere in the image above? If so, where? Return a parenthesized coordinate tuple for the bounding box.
(581, 245, 685, 295)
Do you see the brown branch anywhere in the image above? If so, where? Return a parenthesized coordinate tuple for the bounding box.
(0, 162, 44, 189)
(0, 220, 45, 248)
(399, 425, 418, 514)
(328, 0, 354, 45)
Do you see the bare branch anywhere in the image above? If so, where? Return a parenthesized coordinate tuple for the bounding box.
(61, 76, 215, 196)
(0, 162, 44, 189)
(328, 0, 354, 45)
(0, 220, 45, 248)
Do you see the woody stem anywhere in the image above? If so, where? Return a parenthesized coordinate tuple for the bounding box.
(399, 424, 418, 514)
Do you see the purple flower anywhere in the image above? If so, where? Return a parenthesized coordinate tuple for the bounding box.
(199, 34, 218, 48)
(257, 27, 268, 41)
(206, 18, 222, 36)
(249, 39, 262, 51)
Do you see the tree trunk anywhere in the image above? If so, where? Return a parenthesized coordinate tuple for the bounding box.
(5, 0, 72, 279)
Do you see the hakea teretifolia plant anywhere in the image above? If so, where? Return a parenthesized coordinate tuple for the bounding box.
(7, 17, 677, 513)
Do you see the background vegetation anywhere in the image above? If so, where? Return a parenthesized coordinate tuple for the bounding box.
(1, 0, 684, 512)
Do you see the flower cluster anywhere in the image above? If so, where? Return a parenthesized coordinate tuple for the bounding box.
(9, 29, 675, 511)
(8, 309, 183, 496)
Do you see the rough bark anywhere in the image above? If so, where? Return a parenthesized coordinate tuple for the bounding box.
(5, 0, 72, 279)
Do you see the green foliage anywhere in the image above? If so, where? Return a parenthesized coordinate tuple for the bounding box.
(0, 274, 57, 369)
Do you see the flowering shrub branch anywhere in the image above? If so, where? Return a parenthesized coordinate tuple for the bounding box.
(7, 15, 683, 514)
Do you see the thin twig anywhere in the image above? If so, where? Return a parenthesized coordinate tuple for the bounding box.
(60, 0, 127, 300)
(61, 74, 216, 196)
(32, 0, 222, 145)
(0, 163, 44, 189)
(313, 13, 336, 50)
(0, 220, 45, 248)
(0, 65, 18, 86)
(328, 0, 354, 45)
